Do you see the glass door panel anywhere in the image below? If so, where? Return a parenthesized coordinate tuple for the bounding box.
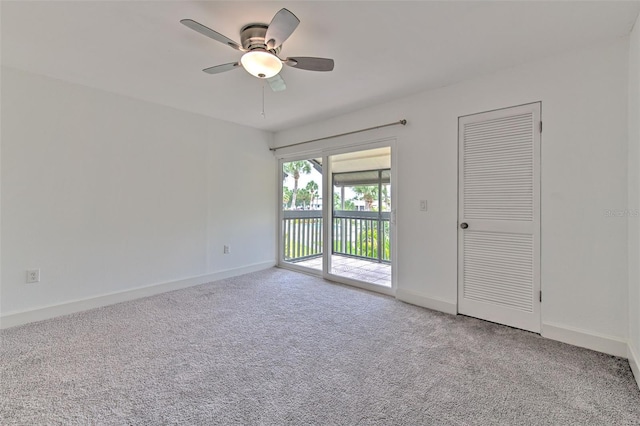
(281, 159, 323, 271)
(329, 147, 392, 286)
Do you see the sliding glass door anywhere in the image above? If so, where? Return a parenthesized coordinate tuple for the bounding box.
(279, 144, 394, 293)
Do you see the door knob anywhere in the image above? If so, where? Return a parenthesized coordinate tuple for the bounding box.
(460, 222, 469, 229)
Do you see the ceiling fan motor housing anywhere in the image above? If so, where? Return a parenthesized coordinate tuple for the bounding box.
(240, 24, 281, 56)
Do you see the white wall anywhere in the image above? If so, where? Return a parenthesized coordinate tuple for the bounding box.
(0, 67, 276, 322)
(628, 13, 640, 384)
(275, 39, 630, 355)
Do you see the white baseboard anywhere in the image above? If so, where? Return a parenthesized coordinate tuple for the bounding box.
(395, 288, 457, 315)
(542, 322, 628, 358)
(0, 261, 275, 329)
(629, 343, 640, 390)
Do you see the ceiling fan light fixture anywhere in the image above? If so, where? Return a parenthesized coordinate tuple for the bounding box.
(240, 50, 282, 78)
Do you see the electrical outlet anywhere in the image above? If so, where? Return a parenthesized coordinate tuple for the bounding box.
(223, 245, 230, 254)
(419, 200, 427, 211)
(26, 269, 40, 283)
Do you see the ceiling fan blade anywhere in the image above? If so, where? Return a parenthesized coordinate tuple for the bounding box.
(267, 74, 286, 92)
(265, 9, 300, 50)
(284, 57, 334, 72)
(203, 62, 241, 74)
(181, 19, 244, 51)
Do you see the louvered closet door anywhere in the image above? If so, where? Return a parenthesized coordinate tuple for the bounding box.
(458, 103, 541, 333)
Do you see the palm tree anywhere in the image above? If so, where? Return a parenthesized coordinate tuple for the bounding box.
(352, 185, 378, 211)
(283, 161, 311, 209)
(296, 188, 311, 209)
(305, 181, 319, 208)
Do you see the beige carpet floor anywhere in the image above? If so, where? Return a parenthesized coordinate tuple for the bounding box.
(1, 267, 639, 425)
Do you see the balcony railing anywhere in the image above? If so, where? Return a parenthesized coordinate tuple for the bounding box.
(282, 210, 323, 261)
(333, 210, 390, 262)
(282, 210, 391, 263)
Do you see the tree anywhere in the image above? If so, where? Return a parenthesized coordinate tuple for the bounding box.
(296, 188, 311, 208)
(283, 187, 292, 207)
(283, 161, 312, 209)
(305, 181, 319, 208)
(334, 192, 355, 210)
(352, 185, 378, 211)
(333, 192, 341, 210)
(381, 184, 391, 210)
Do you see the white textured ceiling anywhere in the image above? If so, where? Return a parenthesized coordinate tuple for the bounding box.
(2, 1, 639, 132)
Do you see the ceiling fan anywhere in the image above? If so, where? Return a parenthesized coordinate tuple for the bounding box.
(181, 8, 334, 92)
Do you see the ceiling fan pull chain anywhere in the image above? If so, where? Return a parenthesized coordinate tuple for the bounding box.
(261, 82, 266, 119)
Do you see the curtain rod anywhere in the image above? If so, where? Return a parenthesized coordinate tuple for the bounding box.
(270, 119, 407, 152)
